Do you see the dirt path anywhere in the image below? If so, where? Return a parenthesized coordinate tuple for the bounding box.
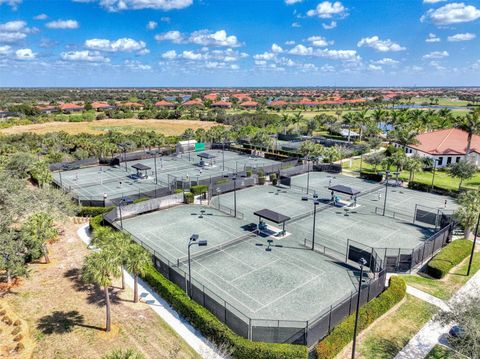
(1, 220, 199, 359)
(0, 119, 220, 136)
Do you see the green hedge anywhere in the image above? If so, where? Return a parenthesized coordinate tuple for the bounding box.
(426, 240, 473, 279)
(408, 181, 458, 197)
(141, 265, 308, 359)
(191, 185, 208, 195)
(78, 205, 115, 217)
(89, 214, 104, 232)
(359, 172, 383, 182)
(258, 176, 266, 185)
(316, 276, 406, 359)
(184, 192, 194, 204)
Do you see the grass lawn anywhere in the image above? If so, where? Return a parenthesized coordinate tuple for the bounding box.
(342, 157, 480, 191)
(426, 344, 464, 359)
(0, 119, 220, 136)
(1, 220, 199, 359)
(403, 247, 480, 300)
(336, 294, 438, 359)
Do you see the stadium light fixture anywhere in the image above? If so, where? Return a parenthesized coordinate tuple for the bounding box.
(187, 234, 207, 297)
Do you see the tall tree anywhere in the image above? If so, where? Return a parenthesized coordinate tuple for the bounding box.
(125, 244, 151, 303)
(82, 250, 120, 332)
(21, 212, 58, 264)
(459, 108, 480, 161)
(455, 190, 480, 239)
(450, 160, 477, 190)
(0, 231, 28, 285)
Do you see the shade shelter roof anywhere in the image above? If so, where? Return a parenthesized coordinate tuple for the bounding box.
(254, 209, 291, 224)
(197, 152, 217, 159)
(132, 163, 151, 171)
(328, 185, 361, 196)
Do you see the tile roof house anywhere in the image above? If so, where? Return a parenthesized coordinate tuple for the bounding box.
(240, 100, 258, 109)
(91, 102, 116, 111)
(60, 103, 84, 112)
(404, 128, 479, 167)
(154, 100, 176, 108)
(211, 100, 232, 108)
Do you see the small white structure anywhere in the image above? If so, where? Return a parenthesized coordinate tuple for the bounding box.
(176, 140, 197, 154)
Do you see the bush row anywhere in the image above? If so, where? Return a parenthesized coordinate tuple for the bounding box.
(141, 265, 308, 359)
(316, 276, 406, 359)
(359, 171, 383, 182)
(190, 185, 208, 195)
(426, 239, 473, 279)
(408, 181, 458, 197)
(78, 205, 115, 217)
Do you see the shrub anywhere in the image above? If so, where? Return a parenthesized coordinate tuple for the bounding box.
(11, 327, 21, 335)
(258, 176, 266, 185)
(15, 343, 24, 352)
(175, 189, 183, 193)
(141, 265, 307, 359)
(13, 334, 23, 342)
(246, 169, 252, 177)
(316, 276, 406, 359)
(359, 172, 383, 182)
(184, 192, 194, 204)
(426, 240, 473, 279)
(89, 214, 104, 232)
(13, 319, 21, 326)
(78, 206, 115, 217)
(190, 185, 208, 195)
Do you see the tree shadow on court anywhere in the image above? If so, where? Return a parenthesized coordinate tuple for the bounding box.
(37, 310, 103, 334)
(63, 267, 122, 307)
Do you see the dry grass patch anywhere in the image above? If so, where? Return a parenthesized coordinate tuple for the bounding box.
(2, 220, 199, 359)
(0, 119, 221, 136)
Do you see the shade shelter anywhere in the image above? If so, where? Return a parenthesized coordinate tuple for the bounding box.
(132, 163, 151, 179)
(254, 208, 291, 236)
(197, 152, 217, 167)
(328, 184, 361, 208)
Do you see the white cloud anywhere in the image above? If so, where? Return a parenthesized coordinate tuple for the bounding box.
(307, 1, 347, 19)
(255, 60, 267, 66)
(423, 0, 446, 3)
(289, 44, 313, 56)
(45, 19, 79, 29)
(357, 36, 406, 52)
(320, 64, 335, 72)
(307, 35, 333, 47)
(124, 59, 151, 70)
(85, 38, 148, 53)
(0, 20, 35, 43)
(421, 3, 480, 25)
(271, 43, 283, 53)
(426, 33, 441, 42)
(15, 48, 35, 60)
(155, 29, 240, 47)
(89, 0, 193, 12)
(146, 21, 157, 30)
(0, 0, 22, 10)
(230, 64, 239, 70)
(188, 30, 240, 47)
(181, 50, 204, 60)
(285, 0, 302, 4)
(285, 40, 296, 45)
(161, 50, 177, 59)
(0, 45, 12, 55)
(291, 22, 301, 28)
(160, 16, 170, 23)
(447, 32, 476, 41)
(253, 51, 276, 60)
(368, 64, 382, 71)
(155, 30, 183, 43)
(429, 60, 446, 71)
(374, 58, 399, 65)
(322, 21, 337, 29)
(61, 50, 110, 62)
(34, 14, 48, 20)
(423, 50, 449, 59)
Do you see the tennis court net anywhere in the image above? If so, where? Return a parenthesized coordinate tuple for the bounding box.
(176, 232, 257, 267)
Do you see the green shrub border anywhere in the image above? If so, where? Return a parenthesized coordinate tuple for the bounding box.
(316, 276, 406, 359)
(426, 239, 473, 279)
(88, 214, 307, 358)
(142, 265, 308, 359)
(190, 185, 208, 195)
(79, 205, 115, 217)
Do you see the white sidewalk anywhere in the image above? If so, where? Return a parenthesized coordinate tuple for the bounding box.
(77, 224, 224, 359)
(395, 269, 480, 359)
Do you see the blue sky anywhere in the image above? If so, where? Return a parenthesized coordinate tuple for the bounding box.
(0, 0, 479, 87)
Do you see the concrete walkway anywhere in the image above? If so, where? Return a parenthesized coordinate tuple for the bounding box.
(77, 224, 224, 359)
(395, 270, 480, 359)
(406, 285, 449, 311)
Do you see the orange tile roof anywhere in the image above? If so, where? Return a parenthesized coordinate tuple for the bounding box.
(211, 100, 232, 107)
(240, 100, 258, 107)
(91, 101, 111, 109)
(410, 128, 480, 155)
(183, 99, 204, 106)
(155, 100, 175, 107)
(204, 93, 218, 100)
(60, 103, 84, 110)
(269, 100, 289, 106)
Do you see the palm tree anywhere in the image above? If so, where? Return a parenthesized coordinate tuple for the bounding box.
(98, 231, 132, 290)
(391, 125, 419, 150)
(82, 250, 120, 332)
(342, 112, 356, 143)
(455, 190, 480, 239)
(102, 349, 145, 359)
(21, 212, 58, 264)
(354, 109, 370, 142)
(404, 155, 423, 182)
(125, 244, 151, 303)
(290, 112, 304, 133)
(458, 108, 480, 161)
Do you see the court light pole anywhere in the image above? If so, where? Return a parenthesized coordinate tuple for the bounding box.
(431, 158, 439, 192)
(382, 170, 391, 216)
(216, 188, 221, 210)
(187, 234, 207, 297)
(103, 193, 107, 207)
(311, 199, 320, 250)
(304, 157, 311, 194)
(233, 174, 237, 218)
(147, 150, 159, 185)
(467, 211, 480, 276)
(352, 257, 368, 359)
(118, 199, 124, 229)
(222, 140, 225, 171)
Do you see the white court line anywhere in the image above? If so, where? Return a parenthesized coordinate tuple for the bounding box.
(229, 258, 282, 284)
(253, 272, 326, 314)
